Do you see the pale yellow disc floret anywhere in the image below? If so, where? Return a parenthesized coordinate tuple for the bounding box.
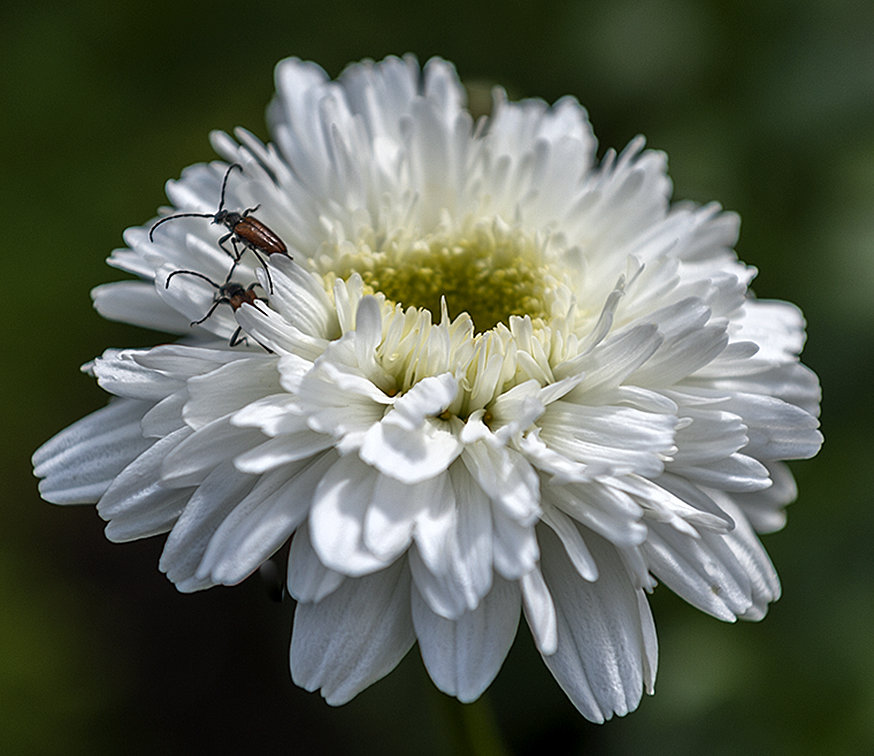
(322, 218, 560, 334)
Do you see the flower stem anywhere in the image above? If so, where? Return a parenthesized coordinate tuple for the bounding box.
(433, 690, 510, 756)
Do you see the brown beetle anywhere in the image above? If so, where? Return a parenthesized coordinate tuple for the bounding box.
(149, 163, 288, 291)
(165, 269, 266, 348)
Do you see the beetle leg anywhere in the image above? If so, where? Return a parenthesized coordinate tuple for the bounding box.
(217, 235, 245, 284)
(242, 204, 261, 217)
(191, 297, 229, 326)
(221, 257, 240, 286)
(231, 236, 245, 260)
(218, 232, 237, 259)
(228, 326, 248, 348)
(249, 248, 274, 293)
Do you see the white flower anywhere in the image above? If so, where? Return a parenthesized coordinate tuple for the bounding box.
(32, 55, 822, 722)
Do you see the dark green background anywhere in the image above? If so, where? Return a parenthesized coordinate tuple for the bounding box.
(4, 0, 872, 753)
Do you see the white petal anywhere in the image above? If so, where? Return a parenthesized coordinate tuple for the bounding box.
(668, 452, 771, 493)
(410, 466, 493, 618)
(362, 474, 438, 560)
(104, 492, 190, 543)
(291, 560, 415, 704)
(133, 343, 242, 377)
(520, 567, 558, 655)
(409, 547, 469, 620)
(461, 440, 540, 521)
(410, 472, 458, 575)
(287, 523, 345, 602)
(614, 473, 733, 534)
(390, 373, 458, 429)
(642, 519, 765, 621)
(230, 393, 301, 434)
(234, 433, 335, 474)
(539, 503, 599, 581)
(538, 401, 676, 478)
(643, 492, 780, 620)
(518, 429, 597, 483)
(669, 407, 749, 466)
(555, 323, 662, 390)
(183, 357, 282, 430)
(98, 426, 193, 523)
(265, 255, 340, 339)
(141, 393, 188, 437)
(718, 392, 822, 461)
(198, 451, 336, 585)
(412, 576, 520, 702)
(632, 323, 729, 387)
(34, 399, 152, 505)
(711, 496, 781, 619)
(539, 527, 656, 722)
(233, 303, 328, 358)
(489, 380, 548, 436)
(492, 509, 539, 580)
(92, 349, 184, 400)
(309, 455, 395, 576)
(696, 361, 821, 419)
(301, 360, 391, 445)
(734, 299, 807, 360)
(92, 281, 191, 333)
(731, 461, 797, 534)
(360, 417, 463, 485)
(547, 480, 647, 547)
(160, 417, 267, 487)
(159, 464, 256, 592)
(353, 296, 385, 371)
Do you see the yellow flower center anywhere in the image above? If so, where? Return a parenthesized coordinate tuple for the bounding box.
(327, 220, 555, 333)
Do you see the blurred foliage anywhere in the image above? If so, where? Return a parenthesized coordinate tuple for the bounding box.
(3, 0, 872, 753)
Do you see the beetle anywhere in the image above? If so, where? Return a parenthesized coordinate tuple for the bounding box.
(149, 163, 288, 291)
(165, 269, 268, 348)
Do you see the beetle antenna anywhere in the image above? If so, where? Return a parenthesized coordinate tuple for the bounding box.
(149, 213, 215, 241)
(165, 269, 220, 290)
(218, 163, 242, 212)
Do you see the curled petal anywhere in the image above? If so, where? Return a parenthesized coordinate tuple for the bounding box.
(309, 455, 397, 576)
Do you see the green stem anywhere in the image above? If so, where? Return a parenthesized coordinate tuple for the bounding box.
(433, 690, 510, 756)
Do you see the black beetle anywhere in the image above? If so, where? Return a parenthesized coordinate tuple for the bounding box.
(165, 269, 267, 348)
(149, 163, 288, 291)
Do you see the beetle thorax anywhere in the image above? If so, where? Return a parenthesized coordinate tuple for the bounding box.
(214, 209, 241, 229)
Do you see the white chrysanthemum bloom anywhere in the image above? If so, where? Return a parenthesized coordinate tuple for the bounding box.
(33, 55, 822, 722)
